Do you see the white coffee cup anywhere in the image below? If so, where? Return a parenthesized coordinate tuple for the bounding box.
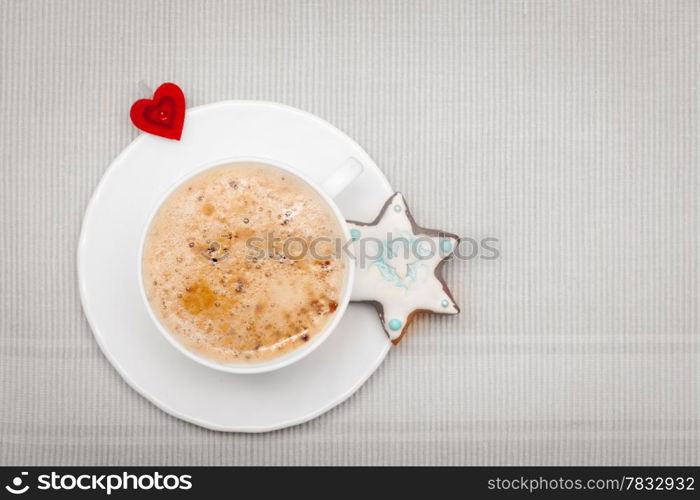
(137, 156, 363, 374)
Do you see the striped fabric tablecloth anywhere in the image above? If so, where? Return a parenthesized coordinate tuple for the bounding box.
(0, 0, 697, 465)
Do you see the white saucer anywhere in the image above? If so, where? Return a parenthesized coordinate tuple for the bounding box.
(78, 101, 392, 432)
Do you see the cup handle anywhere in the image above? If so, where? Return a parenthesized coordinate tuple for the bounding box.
(319, 157, 364, 198)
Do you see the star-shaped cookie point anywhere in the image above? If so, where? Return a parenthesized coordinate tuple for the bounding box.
(347, 193, 460, 344)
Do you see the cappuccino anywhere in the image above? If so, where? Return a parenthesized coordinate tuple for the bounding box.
(142, 162, 347, 363)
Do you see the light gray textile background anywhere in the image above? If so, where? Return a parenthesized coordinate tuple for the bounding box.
(1, 0, 698, 465)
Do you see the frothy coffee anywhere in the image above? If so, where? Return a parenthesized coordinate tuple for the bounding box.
(142, 162, 347, 363)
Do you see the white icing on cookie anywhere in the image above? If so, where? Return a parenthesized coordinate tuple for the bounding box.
(347, 193, 459, 343)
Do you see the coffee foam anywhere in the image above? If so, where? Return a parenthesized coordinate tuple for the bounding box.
(142, 162, 347, 363)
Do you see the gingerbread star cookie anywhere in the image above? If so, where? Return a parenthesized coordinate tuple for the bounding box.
(347, 193, 460, 344)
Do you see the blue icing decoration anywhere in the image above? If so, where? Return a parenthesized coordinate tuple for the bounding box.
(388, 318, 402, 331)
(441, 299, 450, 307)
(350, 229, 361, 241)
(416, 240, 432, 257)
(406, 261, 420, 282)
(388, 237, 410, 258)
(393, 204, 402, 212)
(440, 239, 453, 252)
(371, 256, 423, 290)
(373, 259, 408, 289)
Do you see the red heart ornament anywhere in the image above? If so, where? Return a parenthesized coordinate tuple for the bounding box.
(130, 82, 186, 140)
